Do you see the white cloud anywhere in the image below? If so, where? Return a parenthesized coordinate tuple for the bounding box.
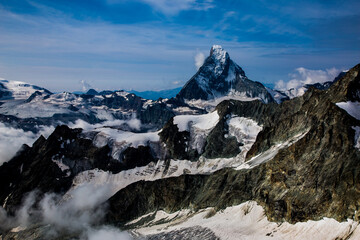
(80, 80, 92, 92)
(132, 0, 214, 15)
(0, 184, 131, 238)
(40, 184, 111, 234)
(0, 123, 55, 165)
(0, 191, 38, 230)
(194, 52, 205, 70)
(106, 0, 214, 15)
(275, 67, 342, 91)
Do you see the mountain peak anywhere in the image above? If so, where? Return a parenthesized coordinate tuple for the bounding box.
(177, 45, 275, 104)
(210, 45, 229, 65)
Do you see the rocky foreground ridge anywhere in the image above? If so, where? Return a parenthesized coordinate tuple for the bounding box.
(106, 64, 360, 225)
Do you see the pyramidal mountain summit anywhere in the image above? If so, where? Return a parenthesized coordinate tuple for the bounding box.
(0, 45, 360, 240)
(178, 45, 275, 104)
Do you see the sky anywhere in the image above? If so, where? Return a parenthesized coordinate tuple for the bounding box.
(0, 0, 359, 92)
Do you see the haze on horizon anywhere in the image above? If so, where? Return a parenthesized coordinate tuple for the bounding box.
(0, 0, 359, 92)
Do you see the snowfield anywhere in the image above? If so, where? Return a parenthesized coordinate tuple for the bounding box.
(0, 90, 137, 120)
(131, 201, 360, 240)
(227, 116, 263, 156)
(0, 80, 49, 100)
(173, 111, 219, 132)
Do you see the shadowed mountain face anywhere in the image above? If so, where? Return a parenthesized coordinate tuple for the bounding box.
(177, 45, 275, 103)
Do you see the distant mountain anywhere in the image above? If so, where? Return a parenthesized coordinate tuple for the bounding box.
(0, 81, 202, 133)
(177, 45, 275, 104)
(72, 88, 182, 100)
(0, 89, 182, 131)
(0, 80, 52, 100)
(129, 87, 182, 100)
(85, 88, 99, 95)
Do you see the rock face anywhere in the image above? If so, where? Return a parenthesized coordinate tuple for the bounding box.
(177, 45, 275, 103)
(106, 64, 360, 225)
(0, 125, 158, 213)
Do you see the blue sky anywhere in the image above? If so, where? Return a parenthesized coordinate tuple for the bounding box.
(0, 0, 359, 92)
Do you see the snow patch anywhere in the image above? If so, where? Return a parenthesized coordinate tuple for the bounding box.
(235, 130, 309, 170)
(227, 116, 262, 155)
(352, 126, 360, 150)
(173, 111, 219, 132)
(185, 92, 260, 112)
(94, 128, 160, 148)
(52, 158, 70, 172)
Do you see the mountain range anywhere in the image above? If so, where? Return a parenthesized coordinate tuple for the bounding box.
(0, 45, 359, 240)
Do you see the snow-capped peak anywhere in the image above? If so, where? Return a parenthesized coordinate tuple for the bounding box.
(210, 45, 229, 65)
(0, 79, 51, 100)
(209, 45, 229, 78)
(177, 45, 275, 104)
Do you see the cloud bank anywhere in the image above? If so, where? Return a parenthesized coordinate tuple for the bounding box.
(275, 67, 341, 91)
(0, 123, 54, 166)
(0, 184, 131, 239)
